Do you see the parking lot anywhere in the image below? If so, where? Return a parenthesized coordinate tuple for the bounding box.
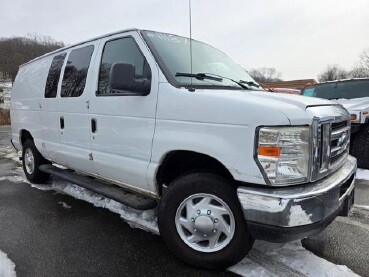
(0, 125, 368, 277)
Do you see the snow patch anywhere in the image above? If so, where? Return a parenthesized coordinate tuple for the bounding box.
(356, 168, 369, 181)
(58, 202, 72, 209)
(354, 204, 369, 211)
(229, 241, 359, 277)
(43, 178, 159, 234)
(0, 146, 19, 164)
(0, 82, 12, 88)
(0, 250, 16, 277)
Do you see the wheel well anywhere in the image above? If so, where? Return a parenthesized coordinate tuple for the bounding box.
(20, 130, 33, 146)
(156, 150, 234, 195)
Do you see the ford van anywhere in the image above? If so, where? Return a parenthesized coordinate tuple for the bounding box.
(10, 29, 356, 269)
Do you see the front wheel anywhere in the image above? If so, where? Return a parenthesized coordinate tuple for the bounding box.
(158, 172, 254, 269)
(22, 139, 50, 183)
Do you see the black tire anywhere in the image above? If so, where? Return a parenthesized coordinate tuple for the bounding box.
(350, 125, 369, 169)
(22, 139, 50, 183)
(158, 172, 254, 269)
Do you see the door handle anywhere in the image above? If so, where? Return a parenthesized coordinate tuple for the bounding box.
(60, 117, 64, 129)
(91, 118, 97, 133)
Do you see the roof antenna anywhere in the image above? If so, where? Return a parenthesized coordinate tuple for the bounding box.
(188, 0, 195, 92)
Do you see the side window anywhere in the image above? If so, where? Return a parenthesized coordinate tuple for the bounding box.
(97, 37, 151, 96)
(45, 53, 66, 98)
(61, 45, 94, 97)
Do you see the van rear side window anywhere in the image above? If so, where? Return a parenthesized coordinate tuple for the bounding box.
(61, 45, 94, 97)
(45, 53, 66, 98)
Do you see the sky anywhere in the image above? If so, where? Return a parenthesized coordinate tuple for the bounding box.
(1, 0, 369, 80)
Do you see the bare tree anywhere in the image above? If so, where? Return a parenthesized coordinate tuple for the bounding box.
(0, 35, 64, 83)
(318, 65, 349, 82)
(359, 48, 369, 71)
(350, 66, 369, 78)
(248, 67, 282, 83)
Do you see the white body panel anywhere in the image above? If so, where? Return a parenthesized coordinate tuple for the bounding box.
(10, 29, 338, 197)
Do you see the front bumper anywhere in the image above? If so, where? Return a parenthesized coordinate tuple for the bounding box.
(237, 155, 357, 242)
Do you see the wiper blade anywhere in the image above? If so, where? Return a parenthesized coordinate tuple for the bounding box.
(197, 72, 250, 90)
(175, 72, 255, 90)
(175, 72, 223, 82)
(239, 80, 260, 88)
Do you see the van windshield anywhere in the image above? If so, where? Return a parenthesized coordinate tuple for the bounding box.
(302, 79, 369, 100)
(141, 30, 260, 90)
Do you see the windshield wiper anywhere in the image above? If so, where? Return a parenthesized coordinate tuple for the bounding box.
(175, 72, 223, 82)
(175, 72, 250, 90)
(239, 80, 260, 88)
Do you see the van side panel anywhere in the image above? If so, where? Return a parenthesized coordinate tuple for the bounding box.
(147, 83, 292, 190)
(11, 56, 53, 153)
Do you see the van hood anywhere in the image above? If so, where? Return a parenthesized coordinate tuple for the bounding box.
(219, 90, 337, 125)
(157, 83, 342, 127)
(334, 97, 369, 111)
(250, 90, 334, 109)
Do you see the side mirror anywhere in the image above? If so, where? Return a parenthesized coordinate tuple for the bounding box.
(109, 63, 151, 95)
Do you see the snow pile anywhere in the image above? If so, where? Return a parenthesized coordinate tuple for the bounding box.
(356, 168, 369, 180)
(0, 250, 16, 277)
(229, 240, 358, 277)
(2, 174, 159, 234)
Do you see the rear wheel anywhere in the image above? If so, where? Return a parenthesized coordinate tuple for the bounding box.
(350, 125, 369, 169)
(158, 172, 254, 269)
(22, 139, 50, 183)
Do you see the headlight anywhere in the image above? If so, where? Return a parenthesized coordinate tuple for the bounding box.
(256, 126, 310, 186)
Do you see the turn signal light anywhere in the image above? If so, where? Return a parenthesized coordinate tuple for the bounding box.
(258, 146, 281, 157)
(351, 114, 357, 121)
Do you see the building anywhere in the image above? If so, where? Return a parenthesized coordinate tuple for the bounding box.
(260, 79, 317, 91)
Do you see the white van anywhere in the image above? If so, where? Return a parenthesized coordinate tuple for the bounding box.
(11, 29, 356, 269)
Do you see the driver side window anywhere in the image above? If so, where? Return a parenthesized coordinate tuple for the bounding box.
(97, 37, 151, 96)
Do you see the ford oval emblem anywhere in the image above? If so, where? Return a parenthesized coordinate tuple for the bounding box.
(338, 132, 348, 147)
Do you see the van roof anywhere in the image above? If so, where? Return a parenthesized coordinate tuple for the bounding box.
(20, 28, 139, 68)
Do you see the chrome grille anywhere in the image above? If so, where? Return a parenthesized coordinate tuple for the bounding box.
(309, 105, 351, 182)
(330, 121, 350, 165)
(312, 119, 350, 181)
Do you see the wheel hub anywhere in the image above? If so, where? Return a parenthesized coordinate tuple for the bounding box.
(194, 214, 215, 236)
(175, 193, 235, 253)
(24, 148, 35, 174)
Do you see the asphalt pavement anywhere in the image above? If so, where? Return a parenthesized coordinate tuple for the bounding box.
(0, 125, 368, 277)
